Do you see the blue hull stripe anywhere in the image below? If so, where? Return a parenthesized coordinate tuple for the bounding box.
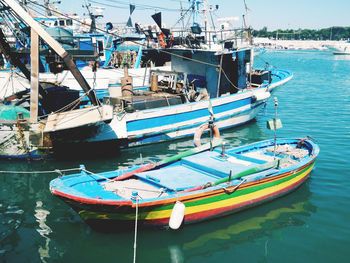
(127, 102, 265, 147)
(127, 97, 251, 132)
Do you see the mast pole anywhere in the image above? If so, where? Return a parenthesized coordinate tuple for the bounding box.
(30, 28, 39, 123)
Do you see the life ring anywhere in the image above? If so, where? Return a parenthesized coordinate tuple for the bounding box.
(193, 123, 220, 147)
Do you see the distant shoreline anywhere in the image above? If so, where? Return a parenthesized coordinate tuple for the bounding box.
(254, 38, 347, 50)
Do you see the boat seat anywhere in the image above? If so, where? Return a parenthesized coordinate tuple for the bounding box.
(181, 151, 260, 178)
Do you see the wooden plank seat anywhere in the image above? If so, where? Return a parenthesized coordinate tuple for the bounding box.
(135, 164, 221, 191)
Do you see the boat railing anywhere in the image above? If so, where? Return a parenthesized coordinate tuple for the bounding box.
(170, 27, 251, 48)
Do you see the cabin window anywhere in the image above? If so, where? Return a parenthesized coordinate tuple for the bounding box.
(98, 40, 104, 56)
(59, 20, 65, 26)
(66, 19, 73, 26)
(54, 21, 58, 26)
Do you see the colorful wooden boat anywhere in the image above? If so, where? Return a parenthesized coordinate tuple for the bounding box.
(50, 137, 319, 231)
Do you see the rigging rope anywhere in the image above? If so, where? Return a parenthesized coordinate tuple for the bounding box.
(37, 88, 93, 121)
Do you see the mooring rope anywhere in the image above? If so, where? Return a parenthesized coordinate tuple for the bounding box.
(0, 167, 80, 174)
(81, 168, 115, 182)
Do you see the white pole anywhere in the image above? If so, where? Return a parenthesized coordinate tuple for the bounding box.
(133, 194, 139, 263)
(273, 97, 278, 159)
(30, 28, 39, 123)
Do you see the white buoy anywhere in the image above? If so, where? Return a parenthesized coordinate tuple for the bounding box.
(169, 201, 185, 230)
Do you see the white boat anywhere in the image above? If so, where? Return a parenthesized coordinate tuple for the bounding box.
(43, 47, 291, 156)
(326, 42, 350, 55)
(0, 0, 293, 160)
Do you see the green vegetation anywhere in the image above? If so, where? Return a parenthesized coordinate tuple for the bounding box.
(252, 26, 350, 41)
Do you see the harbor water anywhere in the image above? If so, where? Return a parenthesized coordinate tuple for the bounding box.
(0, 50, 349, 262)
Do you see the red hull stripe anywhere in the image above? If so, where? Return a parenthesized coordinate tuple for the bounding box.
(51, 189, 133, 206)
(52, 160, 314, 208)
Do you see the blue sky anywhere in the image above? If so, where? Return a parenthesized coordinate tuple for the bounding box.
(56, 0, 350, 30)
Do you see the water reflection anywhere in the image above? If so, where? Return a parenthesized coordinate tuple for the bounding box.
(137, 183, 315, 262)
(0, 169, 55, 262)
(0, 203, 24, 260)
(184, 201, 308, 251)
(35, 201, 52, 263)
(333, 54, 350, 61)
(168, 245, 184, 263)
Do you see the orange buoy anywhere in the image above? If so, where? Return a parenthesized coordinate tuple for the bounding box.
(158, 32, 166, 47)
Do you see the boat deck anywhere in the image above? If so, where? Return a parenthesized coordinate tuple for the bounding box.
(135, 148, 276, 192)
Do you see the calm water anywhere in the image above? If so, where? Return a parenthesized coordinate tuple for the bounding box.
(1, 50, 350, 262)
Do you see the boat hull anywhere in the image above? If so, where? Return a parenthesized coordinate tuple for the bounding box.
(0, 121, 51, 160)
(54, 160, 315, 230)
(0, 67, 292, 159)
(269, 69, 293, 91)
(326, 44, 350, 55)
(47, 89, 268, 151)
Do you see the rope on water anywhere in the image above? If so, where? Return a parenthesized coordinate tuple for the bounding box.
(0, 167, 80, 174)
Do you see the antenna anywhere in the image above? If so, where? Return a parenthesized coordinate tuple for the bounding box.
(267, 97, 283, 159)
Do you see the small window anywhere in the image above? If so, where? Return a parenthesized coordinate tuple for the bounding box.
(66, 19, 73, 26)
(59, 20, 65, 26)
(54, 21, 58, 26)
(98, 40, 104, 56)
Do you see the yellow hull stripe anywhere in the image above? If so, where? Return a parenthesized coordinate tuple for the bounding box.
(143, 164, 314, 220)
